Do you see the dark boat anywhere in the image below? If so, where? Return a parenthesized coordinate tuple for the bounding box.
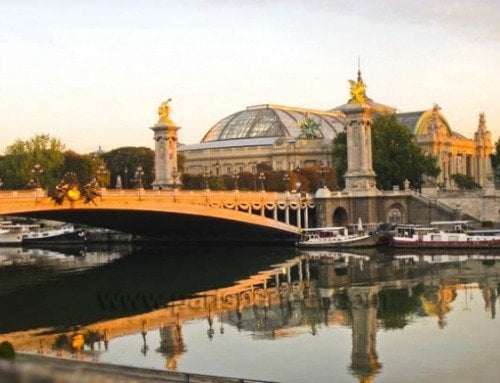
(22, 225, 87, 245)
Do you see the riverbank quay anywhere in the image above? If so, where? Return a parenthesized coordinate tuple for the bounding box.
(0, 353, 279, 383)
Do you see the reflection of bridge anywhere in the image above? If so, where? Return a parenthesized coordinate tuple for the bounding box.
(0, 189, 316, 241)
(5, 251, 500, 382)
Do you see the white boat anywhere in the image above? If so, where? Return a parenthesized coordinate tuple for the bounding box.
(0, 222, 41, 245)
(381, 222, 500, 249)
(298, 226, 379, 248)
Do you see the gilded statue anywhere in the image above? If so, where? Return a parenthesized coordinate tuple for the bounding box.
(157, 98, 174, 125)
(348, 77, 367, 104)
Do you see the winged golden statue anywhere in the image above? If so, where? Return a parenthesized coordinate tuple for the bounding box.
(348, 79, 367, 104)
(157, 98, 174, 125)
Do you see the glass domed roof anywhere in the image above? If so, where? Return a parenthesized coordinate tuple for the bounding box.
(201, 104, 346, 143)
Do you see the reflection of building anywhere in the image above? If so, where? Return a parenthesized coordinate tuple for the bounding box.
(420, 285, 457, 329)
(348, 286, 381, 383)
(178, 73, 494, 187)
(7, 252, 500, 381)
(157, 324, 186, 370)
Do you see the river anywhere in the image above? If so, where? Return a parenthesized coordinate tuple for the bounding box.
(0, 244, 499, 382)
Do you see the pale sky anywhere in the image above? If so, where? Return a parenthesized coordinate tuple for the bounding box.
(1, 0, 499, 155)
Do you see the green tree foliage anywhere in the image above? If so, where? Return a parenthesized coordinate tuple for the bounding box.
(450, 173, 482, 190)
(0, 341, 15, 360)
(101, 147, 154, 189)
(372, 115, 440, 190)
(332, 115, 440, 190)
(0, 134, 65, 189)
(490, 138, 500, 170)
(332, 131, 347, 188)
(63, 151, 95, 185)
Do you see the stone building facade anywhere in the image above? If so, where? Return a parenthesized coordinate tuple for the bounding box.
(178, 74, 494, 188)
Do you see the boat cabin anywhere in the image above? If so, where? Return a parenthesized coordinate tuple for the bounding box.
(430, 221, 473, 233)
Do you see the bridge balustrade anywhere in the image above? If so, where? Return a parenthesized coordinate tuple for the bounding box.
(0, 189, 315, 229)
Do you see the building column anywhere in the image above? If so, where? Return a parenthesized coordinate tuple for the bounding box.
(304, 206, 309, 229)
(296, 206, 301, 229)
(151, 99, 181, 190)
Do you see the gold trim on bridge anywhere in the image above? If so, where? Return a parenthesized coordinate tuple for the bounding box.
(0, 189, 314, 234)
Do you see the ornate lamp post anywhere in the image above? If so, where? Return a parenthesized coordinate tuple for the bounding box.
(135, 165, 145, 189)
(96, 165, 107, 188)
(171, 167, 178, 190)
(232, 171, 239, 191)
(203, 170, 210, 190)
(124, 166, 129, 189)
(31, 163, 43, 188)
(283, 173, 290, 192)
(319, 164, 328, 188)
(258, 172, 266, 191)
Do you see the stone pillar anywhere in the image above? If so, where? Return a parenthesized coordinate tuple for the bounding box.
(343, 105, 377, 193)
(151, 99, 181, 190)
(339, 72, 378, 194)
(474, 112, 493, 187)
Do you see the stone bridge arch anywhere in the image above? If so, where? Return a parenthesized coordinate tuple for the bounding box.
(0, 191, 301, 244)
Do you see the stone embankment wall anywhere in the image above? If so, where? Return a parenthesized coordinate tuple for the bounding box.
(423, 189, 499, 222)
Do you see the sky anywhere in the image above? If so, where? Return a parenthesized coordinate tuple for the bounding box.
(1, 0, 499, 155)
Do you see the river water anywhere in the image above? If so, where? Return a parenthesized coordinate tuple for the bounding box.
(0, 244, 499, 382)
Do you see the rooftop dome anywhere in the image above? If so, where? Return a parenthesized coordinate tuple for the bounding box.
(201, 104, 346, 143)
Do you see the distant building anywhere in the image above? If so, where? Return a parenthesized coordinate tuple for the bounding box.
(178, 74, 494, 188)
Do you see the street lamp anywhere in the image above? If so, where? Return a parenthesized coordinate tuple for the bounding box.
(203, 170, 210, 190)
(96, 165, 107, 188)
(319, 164, 328, 188)
(31, 163, 43, 188)
(259, 172, 266, 191)
(171, 167, 178, 190)
(283, 173, 290, 192)
(135, 165, 145, 189)
(232, 171, 239, 190)
(124, 166, 129, 189)
(215, 161, 220, 176)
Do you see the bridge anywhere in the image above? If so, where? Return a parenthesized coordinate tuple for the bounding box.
(0, 188, 314, 243)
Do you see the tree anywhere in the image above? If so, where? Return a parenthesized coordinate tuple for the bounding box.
(0, 134, 65, 189)
(490, 138, 500, 171)
(101, 147, 154, 188)
(332, 131, 347, 188)
(332, 115, 440, 190)
(450, 173, 482, 190)
(62, 151, 96, 185)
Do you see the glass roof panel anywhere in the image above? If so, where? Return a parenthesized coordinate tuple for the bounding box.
(249, 109, 282, 137)
(219, 110, 256, 140)
(202, 114, 234, 142)
(201, 105, 346, 143)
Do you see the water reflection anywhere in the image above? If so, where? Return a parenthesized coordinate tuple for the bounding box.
(1, 247, 499, 382)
